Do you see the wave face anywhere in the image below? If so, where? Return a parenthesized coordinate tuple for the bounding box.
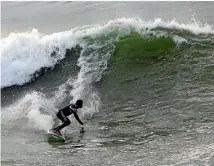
(1, 17, 213, 89)
(1, 17, 214, 130)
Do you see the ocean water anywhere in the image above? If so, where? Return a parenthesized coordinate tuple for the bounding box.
(1, 2, 214, 166)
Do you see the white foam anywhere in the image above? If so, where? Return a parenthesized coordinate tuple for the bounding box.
(1, 29, 81, 88)
(69, 43, 114, 120)
(144, 18, 213, 34)
(101, 17, 214, 35)
(172, 35, 188, 45)
(1, 91, 56, 131)
(27, 108, 54, 131)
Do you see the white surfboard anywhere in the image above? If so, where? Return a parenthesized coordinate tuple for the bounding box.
(47, 129, 65, 142)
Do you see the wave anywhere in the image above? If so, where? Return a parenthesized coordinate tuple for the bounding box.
(1, 17, 214, 131)
(1, 17, 213, 89)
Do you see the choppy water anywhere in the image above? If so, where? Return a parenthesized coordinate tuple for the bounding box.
(1, 2, 214, 166)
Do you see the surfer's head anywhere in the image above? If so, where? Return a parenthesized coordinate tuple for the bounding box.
(76, 99, 83, 108)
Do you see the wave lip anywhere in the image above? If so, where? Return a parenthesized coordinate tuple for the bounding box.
(142, 18, 213, 35)
(1, 29, 79, 88)
(103, 17, 214, 35)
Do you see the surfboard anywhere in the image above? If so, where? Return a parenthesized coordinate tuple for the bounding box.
(47, 129, 65, 142)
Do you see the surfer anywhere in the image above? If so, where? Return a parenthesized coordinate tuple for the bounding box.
(50, 99, 84, 135)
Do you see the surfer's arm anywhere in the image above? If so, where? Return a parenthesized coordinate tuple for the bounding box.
(73, 112, 84, 125)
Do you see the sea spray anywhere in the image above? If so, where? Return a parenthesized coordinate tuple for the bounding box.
(1, 91, 56, 131)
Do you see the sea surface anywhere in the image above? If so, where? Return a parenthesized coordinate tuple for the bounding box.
(1, 1, 214, 166)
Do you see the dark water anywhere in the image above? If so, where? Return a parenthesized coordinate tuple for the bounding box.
(1, 2, 214, 166)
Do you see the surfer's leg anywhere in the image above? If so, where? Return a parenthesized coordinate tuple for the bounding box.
(54, 118, 71, 131)
(53, 111, 71, 131)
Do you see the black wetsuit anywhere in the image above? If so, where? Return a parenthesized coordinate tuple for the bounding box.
(53, 104, 83, 131)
